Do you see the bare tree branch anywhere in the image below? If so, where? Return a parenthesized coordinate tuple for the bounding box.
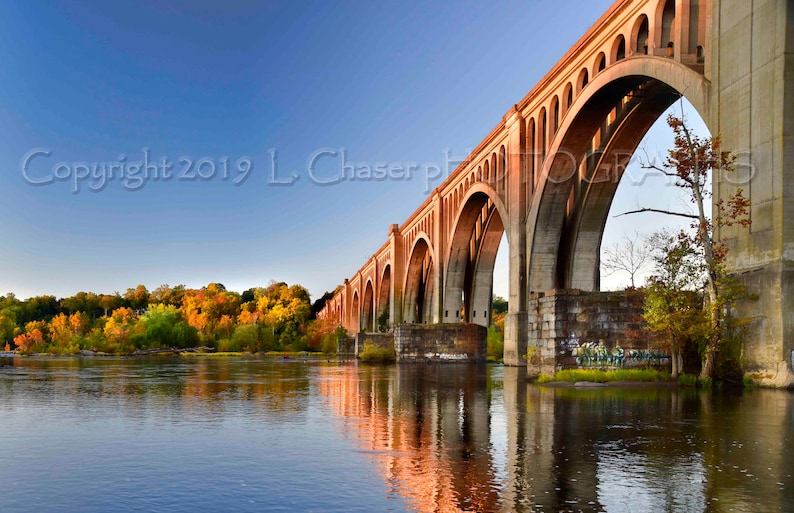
(614, 208, 699, 220)
(601, 231, 652, 288)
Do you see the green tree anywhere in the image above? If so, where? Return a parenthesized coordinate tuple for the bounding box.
(136, 304, 198, 349)
(643, 230, 706, 378)
(491, 296, 508, 316)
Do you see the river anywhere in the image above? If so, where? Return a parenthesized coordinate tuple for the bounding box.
(0, 356, 791, 512)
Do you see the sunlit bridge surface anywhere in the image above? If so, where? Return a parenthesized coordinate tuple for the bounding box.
(1, 356, 791, 513)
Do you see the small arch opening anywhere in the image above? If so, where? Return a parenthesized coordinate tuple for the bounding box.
(595, 52, 606, 73)
(577, 68, 589, 93)
(634, 14, 649, 55)
(660, 0, 676, 50)
(613, 34, 626, 62)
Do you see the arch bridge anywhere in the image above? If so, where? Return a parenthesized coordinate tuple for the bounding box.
(318, 0, 794, 386)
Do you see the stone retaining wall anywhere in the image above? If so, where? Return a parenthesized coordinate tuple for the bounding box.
(527, 289, 665, 374)
(394, 323, 487, 362)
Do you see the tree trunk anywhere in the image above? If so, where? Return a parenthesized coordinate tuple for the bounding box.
(671, 349, 684, 379)
(699, 285, 720, 380)
(671, 349, 679, 378)
(700, 347, 717, 380)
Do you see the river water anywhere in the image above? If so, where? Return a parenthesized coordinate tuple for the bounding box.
(0, 356, 792, 513)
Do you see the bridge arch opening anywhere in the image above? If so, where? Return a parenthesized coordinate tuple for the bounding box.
(599, 97, 709, 290)
(350, 291, 360, 333)
(378, 265, 391, 330)
(612, 34, 626, 62)
(633, 14, 650, 55)
(443, 189, 507, 328)
(404, 237, 434, 324)
(658, 0, 676, 53)
(528, 57, 711, 294)
(362, 280, 375, 332)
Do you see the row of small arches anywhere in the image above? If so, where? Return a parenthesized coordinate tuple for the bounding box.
(523, 0, 704, 191)
(444, 146, 507, 235)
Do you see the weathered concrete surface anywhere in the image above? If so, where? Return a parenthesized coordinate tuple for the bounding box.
(710, 0, 794, 387)
(394, 323, 487, 362)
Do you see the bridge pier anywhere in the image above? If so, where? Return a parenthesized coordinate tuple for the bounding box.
(394, 323, 487, 362)
(503, 312, 529, 367)
(710, 0, 794, 386)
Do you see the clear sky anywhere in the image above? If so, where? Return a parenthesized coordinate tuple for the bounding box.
(0, 0, 704, 301)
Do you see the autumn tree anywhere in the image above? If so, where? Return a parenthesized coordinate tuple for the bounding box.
(13, 320, 48, 353)
(103, 307, 138, 351)
(50, 312, 91, 351)
(252, 282, 311, 349)
(123, 285, 150, 311)
(630, 110, 751, 380)
(150, 284, 186, 308)
(98, 293, 124, 317)
(181, 284, 241, 342)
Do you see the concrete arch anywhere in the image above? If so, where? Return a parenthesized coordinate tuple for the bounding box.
(452, 183, 510, 244)
(362, 280, 375, 332)
(350, 290, 360, 333)
(378, 265, 391, 329)
(527, 56, 711, 292)
(403, 235, 434, 324)
(443, 188, 507, 326)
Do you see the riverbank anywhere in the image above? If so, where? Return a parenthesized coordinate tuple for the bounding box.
(1, 349, 330, 360)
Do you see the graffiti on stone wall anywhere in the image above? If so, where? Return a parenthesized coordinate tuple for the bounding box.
(570, 341, 669, 368)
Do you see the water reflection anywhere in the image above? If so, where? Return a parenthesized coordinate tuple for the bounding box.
(0, 356, 313, 426)
(318, 363, 794, 513)
(2, 356, 792, 513)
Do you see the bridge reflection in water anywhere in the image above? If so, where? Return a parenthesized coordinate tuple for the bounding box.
(318, 364, 793, 513)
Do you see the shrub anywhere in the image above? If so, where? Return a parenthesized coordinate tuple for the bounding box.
(358, 341, 396, 363)
(487, 325, 504, 362)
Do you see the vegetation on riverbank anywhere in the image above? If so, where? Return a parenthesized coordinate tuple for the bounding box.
(358, 341, 396, 363)
(536, 368, 671, 384)
(0, 281, 341, 356)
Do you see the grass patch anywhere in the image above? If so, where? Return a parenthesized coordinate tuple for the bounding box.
(538, 368, 670, 383)
(180, 351, 248, 357)
(678, 373, 715, 389)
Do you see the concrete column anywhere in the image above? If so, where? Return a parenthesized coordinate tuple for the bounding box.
(343, 278, 352, 333)
(675, 0, 691, 62)
(711, 0, 794, 386)
(388, 224, 404, 324)
(503, 108, 529, 366)
(430, 192, 444, 324)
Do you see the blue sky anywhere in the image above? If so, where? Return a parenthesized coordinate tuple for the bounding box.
(0, 0, 702, 300)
